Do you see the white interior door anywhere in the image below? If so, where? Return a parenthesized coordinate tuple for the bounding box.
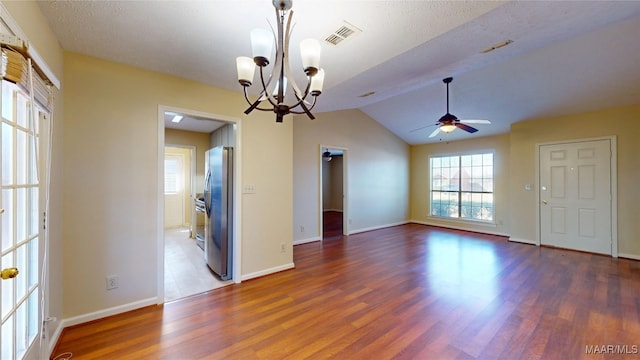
(1, 80, 47, 359)
(539, 139, 612, 254)
(164, 152, 185, 228)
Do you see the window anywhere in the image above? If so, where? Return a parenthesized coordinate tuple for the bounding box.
(430, 152, 494, 222)
(164, 158, 179, 194)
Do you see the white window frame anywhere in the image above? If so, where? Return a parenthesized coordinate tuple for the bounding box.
(429, 151, 495, 224)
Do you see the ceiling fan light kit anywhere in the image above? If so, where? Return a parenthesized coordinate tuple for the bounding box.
(236, 0, 325, 123)
(425, 76, 491, 138)
(322, 150, 332, 161)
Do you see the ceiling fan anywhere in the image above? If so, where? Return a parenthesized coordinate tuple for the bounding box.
(412, 77, 491, 138)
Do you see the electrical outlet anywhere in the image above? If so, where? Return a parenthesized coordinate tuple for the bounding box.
(280, 243, 286, 253)
(106, 275, 119, 290)
(300, 225, 305, 233)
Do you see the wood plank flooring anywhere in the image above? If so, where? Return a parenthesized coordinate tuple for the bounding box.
(51, 224, 640, 359)
(323, 210, 343, 238)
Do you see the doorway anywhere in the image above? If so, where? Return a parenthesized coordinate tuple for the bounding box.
(0, 79, 51, 359)
(157, 106, 242, 303)
(164, 148, 189, 229)
(538, 137, 617, 255)
(320, 146, 348, 239)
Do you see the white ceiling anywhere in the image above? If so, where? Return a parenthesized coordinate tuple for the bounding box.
(38, 1, 640, 143)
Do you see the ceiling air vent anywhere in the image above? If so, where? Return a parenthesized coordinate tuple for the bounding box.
(324, 21, 362, 46)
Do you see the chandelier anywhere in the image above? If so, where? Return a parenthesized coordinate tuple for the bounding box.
(236, 0, 325, 123)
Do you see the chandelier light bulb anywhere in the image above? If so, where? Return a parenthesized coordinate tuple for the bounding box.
(236, 56, 256, 86)
(300, 38, 321, 76)
(310, 68, 325, 95)
(250, 28, 273, 66)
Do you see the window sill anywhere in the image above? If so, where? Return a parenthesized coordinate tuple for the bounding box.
(426, 216, 497, 228)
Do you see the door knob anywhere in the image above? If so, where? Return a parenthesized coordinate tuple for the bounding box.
(542, 200, 548, 205)
(1, 267, 19, 280)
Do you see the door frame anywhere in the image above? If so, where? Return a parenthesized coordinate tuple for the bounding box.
(318, 144, 349, 239)
(535, 136, 617, 256)
(157, 105, 242, 305)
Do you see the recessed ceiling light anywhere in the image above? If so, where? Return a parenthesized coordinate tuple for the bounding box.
(171, 115, 184, 123)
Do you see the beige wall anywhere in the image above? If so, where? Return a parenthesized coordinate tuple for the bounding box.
(62, 52, 293, 318)
(508, 104, 640, 256)
(293, 109, 410, 242)
(410, 134, 511, 235)
(2, 0, 65, 343)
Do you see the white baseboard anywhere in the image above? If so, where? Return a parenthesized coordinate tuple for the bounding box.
(60, 297, 158, 329)
(47, 321, 65, 358)
(410, 219, 509, 237)
(618, 253, 640, 261)
(508, 237, 538, 245)
(349, 221, 410, 235)
(241, 262, 295, 281)
(294, 237, 321, 246)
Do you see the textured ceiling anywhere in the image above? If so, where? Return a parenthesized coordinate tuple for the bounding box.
(38, 1, 640, 143)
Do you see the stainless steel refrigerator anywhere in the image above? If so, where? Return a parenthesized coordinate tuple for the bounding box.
(204, 146, 233, 280)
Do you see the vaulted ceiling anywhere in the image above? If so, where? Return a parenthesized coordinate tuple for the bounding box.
(38, 1, 640, 144)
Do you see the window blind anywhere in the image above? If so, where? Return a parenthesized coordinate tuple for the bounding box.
(1, 36, 53, 111)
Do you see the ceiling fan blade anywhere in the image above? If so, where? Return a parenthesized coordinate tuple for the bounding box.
(460, 119, 491, 124)
(428, 127, 441, 138)
(456, 122, 478, 133)
(409, 124, 436, 133)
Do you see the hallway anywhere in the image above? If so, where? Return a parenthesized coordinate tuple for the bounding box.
(164, 227, 231, 302)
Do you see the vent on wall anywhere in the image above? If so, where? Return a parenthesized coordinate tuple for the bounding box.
(324, 21, 362, 46)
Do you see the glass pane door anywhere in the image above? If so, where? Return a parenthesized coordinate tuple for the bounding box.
(0, 80, 42, 359)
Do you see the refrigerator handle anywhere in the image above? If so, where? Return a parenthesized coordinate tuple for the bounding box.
(204, 170, 211, 217)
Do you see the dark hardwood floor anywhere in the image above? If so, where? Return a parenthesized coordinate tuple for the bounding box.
(323, 210, 343, 238)
(51, 224, 640, 359)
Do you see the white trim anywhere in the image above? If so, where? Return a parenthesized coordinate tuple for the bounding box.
(294, 237, 321, 246)
(508, 237, 537, 245)
(536, 136, 618, 257)
(241, 263, 295, 281)
(425, 216, 497, 228)
(610, 136, 618, 257)
(60, 297, 157, 328)
(0, 3, 61, 89)
(411, 220, 509, 237)
(47, 322, 64, 358)
(618, 253, 640, 261)
(351, 221, 410, 235)
(157, 105, 243, 306)
(428, 150, 497, 222)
